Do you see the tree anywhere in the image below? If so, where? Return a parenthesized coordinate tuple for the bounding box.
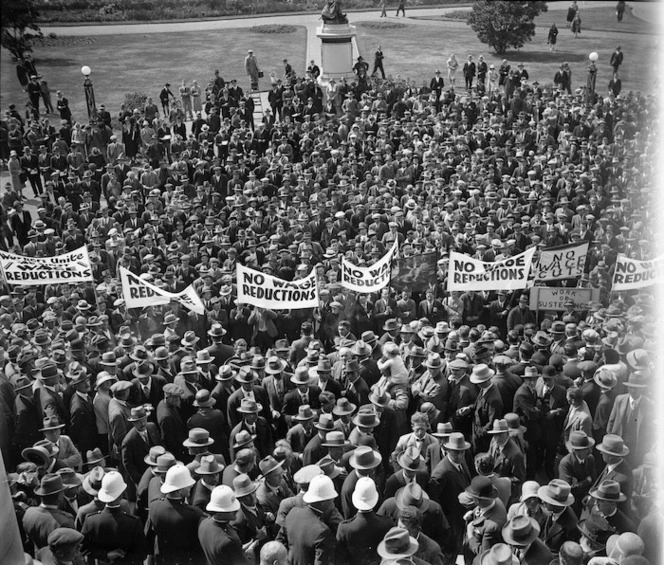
(1, 0, 43, 59)
(467, 1, 548, 55)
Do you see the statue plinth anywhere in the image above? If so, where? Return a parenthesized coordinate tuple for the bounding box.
(316, 23, 357, 82)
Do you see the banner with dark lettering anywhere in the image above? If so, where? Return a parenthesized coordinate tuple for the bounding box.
(612, 254, 664, 291)
(447, 247, 536, 292)
(535, 242, 589, 281)
(120, 267, 205, 314)
(391, 252, 438, 292)
(0, 246, 93, 286)
(236, 264, 319, 309)
(341, 240, 398, 293)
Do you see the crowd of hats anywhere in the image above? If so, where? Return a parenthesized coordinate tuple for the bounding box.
(2, 55, 661, 565)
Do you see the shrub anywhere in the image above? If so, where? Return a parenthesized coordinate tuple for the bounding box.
(124, 91, 147, 114)
(251, 24, 297, 33)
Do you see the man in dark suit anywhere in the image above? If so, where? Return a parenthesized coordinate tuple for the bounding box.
(226, 367, 272, 430)
(594, 434, 633, 514)
(262, 356, 293, 425)
(204, 324, 234, 366)
(229, 398, 273, 459)
(502, 515, 553, 565)
(342, 359, 371, 409)
(512, 367, 542, 479)
(283, 367, 322, 425)
(558, 431, 597, 516)
(277, 475, 338, 565)
(13, 376, 42, 457)
(384, 446, 429, 499)
(157, 385, 189, 461)
(121, 406, 161, 501)
(538, 366, 568, 480)
(606, 372, 653, 467)
(444, 359, 478, 440)
(462, 476, 507, 561)
(23, 474, 76, 551)
(429, 433, 472, 554)
(537, 479, 579, 554)
(68, 369, 98, 455)
(289, 322, 314, 367)
(304, 414, 336, 466)
(35, 363, 69, 430)
(336, 476, 393, 565)
(130, 361, 166, 423)
(471, 365, 504, 453)
(488, 419, 526, 504)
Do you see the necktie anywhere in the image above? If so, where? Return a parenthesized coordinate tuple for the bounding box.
(143, 385, 150, 398)
(302, 394, 308, 405)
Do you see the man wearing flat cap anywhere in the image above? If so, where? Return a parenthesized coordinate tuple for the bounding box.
(37, 527, 85, 565)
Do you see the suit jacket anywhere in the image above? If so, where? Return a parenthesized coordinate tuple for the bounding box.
(383, 468, 429, 500)
(392, 432, 438, 467)
(232, 501, 271, 543)
(226, 386, 271, 429)
(35, 386, 69, 429)
(563, 403, 592, 445)
(229, 417, 273, 459)
(156, 399, 188, 460)
(430, 455, 472, 552)
(594, 459, 633, 511)
(131, 375, 167, 412)
(121, 423, 161, 486)
(473, 385, 504, 452)
(343, 376, 370, 408)
(262, 374, 293, 414)
(198, 517, 249, 565)
(191, 479, 214, 512)
(520, 538, 553, 565)
(256, 477, 294, 516)
(69, 391, 97, 454)
(283, 385, 322, 420)
(108, 397, 131, 458)
(539, 383, 568, 444)
(466, 500, 507, 557)
(541, 506, 578, 554)
(278, 505, 336, 565)
(607, 394, 653, 453)
(14, 393, 41, 452)
(490, 438, 526, 496)
(558, 452, 596, 513)
(23, 505, 75, 551)
(204, 342, 235, 367)
(336, 511, 394, 565)
(188, 408, 229, 460)
(303, 433, 327, 466)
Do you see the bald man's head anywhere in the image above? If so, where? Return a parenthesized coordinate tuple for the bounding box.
(260, 541, 287, 565)
(560, 541, 584, 565)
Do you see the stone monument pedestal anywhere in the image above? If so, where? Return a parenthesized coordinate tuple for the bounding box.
(317, 23, 357, 82)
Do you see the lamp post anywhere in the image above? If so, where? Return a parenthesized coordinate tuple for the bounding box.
(81, 65, 97, 122)
(586, 52, 598, 103)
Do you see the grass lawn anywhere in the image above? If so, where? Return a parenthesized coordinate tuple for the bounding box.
(358, 6, 659, 94)
(0, 26, 307, 124)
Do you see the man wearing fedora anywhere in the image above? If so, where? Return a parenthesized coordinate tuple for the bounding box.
(606, 371, 652, 467)
(188, 389, 230, 461)
(256, 455, 294, 524)
(303, 413, 338, 466)
(336, 476, 393, 565)
(191, 454, 224, 511)
(23, 473, 75, 551)
(204, 323, 235, 366)
(130, 360, 166, 418)
(384, 445, 430, 499)
(122, 406, 161, 502)
(231, 397, 273, 459)
(81, 471, 147, 564)
(470, 364, 504, 454)
(231, 473, 272, 547)
(462, 475, 507, 562)
(35, 362, 69, 430)
(283, 367, 322, 424)
(559, 431, 597, 517)
(226, 366, 272, 430)
(538, 364, 569, 480)
(342, 359, 371, 409)
(157, 384, 189, 461)
(108, 380, 133, 462)
(502, 514, 553, 565)
(538, 479, 579, 554)
(512, 366, 542, 479)
(593, 433, 633, 514)
(586, 479, 636, 535)
(13, 375, 42, 458)
(67, 367, 98, 456)
(262, 355, 293, 433)
(40, 416, 82, 471)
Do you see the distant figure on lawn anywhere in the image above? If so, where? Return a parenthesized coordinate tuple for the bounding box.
(548, 23, 558, 51)
(567, 0, 578, 27)
(245, 49, 261, 91)
(572, 13, 582, 38)
(610, 46, 624, 77)
(616, 0, 626, 22)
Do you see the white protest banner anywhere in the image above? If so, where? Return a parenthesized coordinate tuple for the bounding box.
(535, 242, 589, 281)
(612, 254, 664, 292)
(447, 247, 536, 292)
(529, 286, 601, 312)
(0, 246, 93, 286)
(236, 264, 319, 310)
(341, 239, 398, 293)
(120, 267, 205, 315)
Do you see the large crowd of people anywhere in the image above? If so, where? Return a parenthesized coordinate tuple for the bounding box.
(0, 35, 661, 565)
